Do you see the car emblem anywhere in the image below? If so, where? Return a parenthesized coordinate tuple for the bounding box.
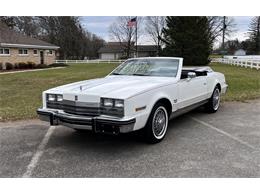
(75, 95, 78, 101)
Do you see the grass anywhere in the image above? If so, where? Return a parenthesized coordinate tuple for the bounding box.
(209, 54, 223, 58)
(0, 62, 259, 121)
(210, 63, 260, 101)
(0, 63, 118, 121)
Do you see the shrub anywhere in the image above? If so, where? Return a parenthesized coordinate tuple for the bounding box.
(5, 62, 14, 70)
(27, 61, 36, 69)
(18, 62, 28, 69)
(37, 64, 48, 68)
(14, 63, 19, 69)
(48, 63, 68, 67)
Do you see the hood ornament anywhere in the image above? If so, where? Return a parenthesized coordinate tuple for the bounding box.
(80, 86, 82, 91)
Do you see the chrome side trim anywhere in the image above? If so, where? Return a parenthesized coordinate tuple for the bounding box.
(170, 99, 209, 119)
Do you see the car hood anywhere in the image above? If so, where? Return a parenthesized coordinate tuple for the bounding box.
(47, 75, 178, 100)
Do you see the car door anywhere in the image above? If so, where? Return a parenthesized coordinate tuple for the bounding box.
(177, 73, 207, 109)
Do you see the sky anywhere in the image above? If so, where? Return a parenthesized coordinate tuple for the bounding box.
(80, 16, 254, 47)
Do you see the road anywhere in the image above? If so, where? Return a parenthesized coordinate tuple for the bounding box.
(0, 100, 260, 177)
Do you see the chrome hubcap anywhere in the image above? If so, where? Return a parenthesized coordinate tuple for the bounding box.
(152, 106, 168, 139)
(213, 88, 220, 110)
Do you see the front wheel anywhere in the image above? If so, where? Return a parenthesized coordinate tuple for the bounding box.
(143, 103, 169, 143)
(205, 86, 221, 113)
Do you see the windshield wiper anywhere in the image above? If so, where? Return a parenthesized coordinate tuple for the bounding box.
(132, 73, 149, 76)
(111, 72, 124, 75)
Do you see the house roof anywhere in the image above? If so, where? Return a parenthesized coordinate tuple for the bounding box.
(0, 22, 59, 49)
(137, 45, 158, 52)
(98, 42, 157, 53)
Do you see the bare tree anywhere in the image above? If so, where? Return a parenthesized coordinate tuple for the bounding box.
(13, 17, 40, 37)
(1, 16, 104, 60)
(145, 16, 165, 56)
(109, 16, 142, 58)
(207, 17, 223, 43)
(248, 16, 260, 54)
(0, 16, 16, 28)
(207, 16, 236, 51)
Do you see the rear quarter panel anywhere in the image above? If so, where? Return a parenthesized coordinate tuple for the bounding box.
(206, 72, 226, 98)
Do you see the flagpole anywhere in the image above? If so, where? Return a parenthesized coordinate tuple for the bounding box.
(135, 16, 138, 58)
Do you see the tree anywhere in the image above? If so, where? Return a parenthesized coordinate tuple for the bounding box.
(37, 16, 104, 59)
(0, 16, 16, 28)
(109, 16, 142, 58)
(207, 16, 224, 44)
(248, 16, 260, 54)
(145, 16, 165, 56)
(89, 34, 105, 59)
(38, 16, 82, 59)
(1, 16, 104, 59)
(224, 39, 241, 54)
(12, 17, 40, 37)
(162, 16, 212, 65)
(220, 16, 236, 51)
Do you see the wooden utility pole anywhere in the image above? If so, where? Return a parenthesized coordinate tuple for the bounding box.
(222, 16, 226, 52)
(135, 16, 138, 57)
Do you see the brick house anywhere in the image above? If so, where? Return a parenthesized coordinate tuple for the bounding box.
(0, 22, 59, 67)
(98, 42, 157, 60)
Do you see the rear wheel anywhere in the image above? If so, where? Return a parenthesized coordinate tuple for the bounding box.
(205, 86, 221, 113)
(143, 103, 169, 143)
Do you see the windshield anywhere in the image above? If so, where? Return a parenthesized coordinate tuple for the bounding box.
(111, 58, 179, 77)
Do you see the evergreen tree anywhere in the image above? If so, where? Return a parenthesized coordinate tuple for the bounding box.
(162, 16, 212, 65)
(248, 16, 260, 54)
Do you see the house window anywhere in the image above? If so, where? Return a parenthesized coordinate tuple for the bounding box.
(18, 49, 28, 55)
(48, 50, 53, 55)
(33, 50, 38, 55)
(0, 48, 10, 55)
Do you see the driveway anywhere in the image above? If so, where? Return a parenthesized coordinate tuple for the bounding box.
(0, 100, 259, 177)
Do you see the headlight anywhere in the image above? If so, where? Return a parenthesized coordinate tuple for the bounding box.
(101, 98, 124, 117)
(114, 99, 124, 108)
(103, 98, 113, 107)
(47, 94, 56, 101)
(57, 94, 63, 102)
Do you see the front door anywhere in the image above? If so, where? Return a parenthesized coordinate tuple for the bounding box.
(40, 51, 44, 64)
(177, 75, 207, 109)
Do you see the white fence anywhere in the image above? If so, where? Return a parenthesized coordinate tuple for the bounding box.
(212, 58, 260, 70)
(223, 55, 260, 60)
(55, 59, 125, 64)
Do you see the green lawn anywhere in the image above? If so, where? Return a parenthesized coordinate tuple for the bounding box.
(209, 54, 223, 58)
(210, 63, 260, 101)
(0, 63, 118, 121)
(0, 62, 259, 121)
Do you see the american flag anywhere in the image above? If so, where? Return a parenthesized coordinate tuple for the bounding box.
(127, 17, 137, 27)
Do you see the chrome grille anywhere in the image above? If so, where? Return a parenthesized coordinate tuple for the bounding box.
(47, 100, 124, 117)
(61, 100, 100, 116)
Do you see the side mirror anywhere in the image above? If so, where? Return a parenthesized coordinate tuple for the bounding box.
(187, 72, 196, 79)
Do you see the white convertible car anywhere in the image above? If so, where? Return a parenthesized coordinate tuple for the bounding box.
(37, 57, 228, 143)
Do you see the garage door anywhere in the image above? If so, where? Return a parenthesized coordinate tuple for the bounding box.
(101, 53, 115, 60)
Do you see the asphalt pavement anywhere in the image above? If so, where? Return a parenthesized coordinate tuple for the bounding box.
(0, 100, 259, 177)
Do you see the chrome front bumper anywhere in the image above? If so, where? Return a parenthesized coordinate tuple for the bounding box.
(37, 108, 136, 134)
(222, 83, 228, 94)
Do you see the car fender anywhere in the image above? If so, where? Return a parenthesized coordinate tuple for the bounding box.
(207, 72, 225, 97)
(126, 85, 176, 130)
